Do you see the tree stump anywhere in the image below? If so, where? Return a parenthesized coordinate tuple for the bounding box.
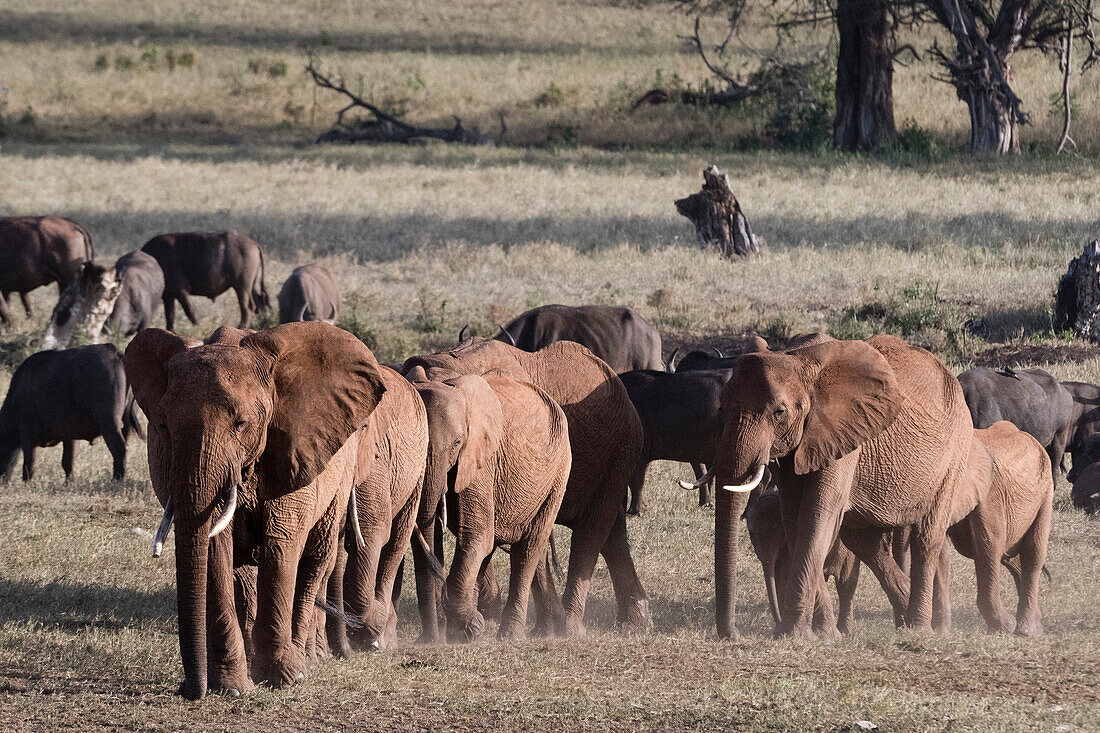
(674, 165, 760, 258)
(1055, 240, 1100, 341)
(42, 263, 120, 349)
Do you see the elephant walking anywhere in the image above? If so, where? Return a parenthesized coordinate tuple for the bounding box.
(125, 322, 387, 699)
(0, 343, 142, 481)
(404, 338, 649, 637)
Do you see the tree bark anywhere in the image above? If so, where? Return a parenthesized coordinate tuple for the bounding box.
(833, 0, 896, 151)
(1055, 240, 1100, 341)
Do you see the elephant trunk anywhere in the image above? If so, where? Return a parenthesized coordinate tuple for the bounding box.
(763, 556, 782, 628)
(174, 522, 210, 700)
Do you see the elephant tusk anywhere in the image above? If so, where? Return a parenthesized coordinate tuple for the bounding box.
(208, 483, 238, 539)
(152, 497, 174, 558)
(721, 464, 766, 494)
(348, 487, 366, 549)
(678, 466, 715, 491)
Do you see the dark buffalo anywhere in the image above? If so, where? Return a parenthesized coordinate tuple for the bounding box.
(140, 231, 269, 330)
(107, 250, 165, 335)
(495, 304, 662, 373)
(957, 367, 1076, 484)
(1061, 381, 1100, 461)
(619, 368, 733, 513)
(0, 215, 94, 324)
(0, 344, 143, 481)
(277, 263, 341, 324)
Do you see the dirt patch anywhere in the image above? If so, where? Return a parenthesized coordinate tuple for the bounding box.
(972, 342, 1100, 368)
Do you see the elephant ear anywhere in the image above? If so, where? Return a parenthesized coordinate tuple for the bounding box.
(123, 328, 200, 420)
(123, 328, 200, 505)
(242, 322, 387, 494)
(448, 374, 503, 492)
(792, 339, 903, 475)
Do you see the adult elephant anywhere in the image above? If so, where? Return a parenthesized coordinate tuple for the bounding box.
(403, 337, 649, 636)
(0, 215, 94, 324)
(0, 343, 143, 481)
(140, 230, 270, 331)
(407, 369, 570, 642)
(957, 367, 1075, 484)
(710, 334, 977, 639)
(495, 304, 662, 373)
(108, 251, 165, 335)
(125, 322, 386, 699)
(326, 366, 427, 655)
(278, 264, 341, 325)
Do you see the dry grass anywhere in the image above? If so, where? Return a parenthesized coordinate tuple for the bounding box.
(3, 1, 1100, 730)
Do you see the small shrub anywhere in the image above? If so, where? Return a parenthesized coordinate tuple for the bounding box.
(646, 288, 673, 310)
(140, 43, 159, 70)
(759, 314, 796, 345)
(534, 82, 565, 108)
(413, 292, 448, 335)
(176, 51, 195, 69)
(17, 107, 36, 127)
(283, 100, 305, 125)
(268, 60, 289, 78)
(93, 53, 109, 71)
(0, 333, 38, 371)
(896, 124, 944, 161)
(114, 55, 134, 71)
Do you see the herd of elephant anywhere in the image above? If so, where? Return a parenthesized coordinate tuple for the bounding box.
(3, 214, 1100, 702)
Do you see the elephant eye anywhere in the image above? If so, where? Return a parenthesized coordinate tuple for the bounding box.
(453, 439, 462, 447)
(773, 406, 787, 418)
(233, 417, 247, 431)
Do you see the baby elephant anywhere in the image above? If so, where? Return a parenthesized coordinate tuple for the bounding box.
(1067, 432, 1100, 513)
(948, 421, 1053, 636)
(0, 343, 143, 481)
(746, 491, 861, 635)
(278, 263, 341, 324)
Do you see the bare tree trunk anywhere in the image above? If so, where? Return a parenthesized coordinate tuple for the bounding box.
(833, 0, 895, 151)
(674, 165, 760, 258)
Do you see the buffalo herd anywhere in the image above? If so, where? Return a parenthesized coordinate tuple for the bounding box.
(2, 214, 1098, 700)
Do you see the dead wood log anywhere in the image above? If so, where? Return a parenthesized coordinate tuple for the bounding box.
(674, 165, 760, 258)
(306, 56, 497, 145)
(42, 263, 120, 350)
(1055, 240, 1100, 341)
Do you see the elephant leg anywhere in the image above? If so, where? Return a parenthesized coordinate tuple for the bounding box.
(234, 564, 258, 662)
(810, 575, 839, 640)
(163, 296, 176, 331)
(178, 293, 199, 326)
(324, 538, 352, 659)
(444, 503, 494, 643)
(207, 527, 253, 695)
(411, 513, 444, 644)
(234, 284, 252, 329)
(840, 526, 909, 626)
(626, 461, 647, 516)
(694, 463, 713, 508)
(251, 526, 309, 687)
(906, 518, 951, 632)
(931, 544, 952, 634)
(61, 441, 76, 480)
(891, 526, 912, 575)
(778, 459, 855, 639)
(1013, 504, 1050, 637)
(499, 491, 562, 640)
(290, 504, 343, 660)
(600, 509, 651, 632)
(343, 486, 391, 650)
(477, 553, 503, 623)
(835, 558, 859, 636)
(19, 292, 31, 317)
(102, 424, 127, 481)
(531, 552, 566, 637)
(372, 490, 419, 650)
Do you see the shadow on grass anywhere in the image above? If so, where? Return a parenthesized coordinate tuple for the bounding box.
(0, 576, 175, 630)
(0, 10, 662, 56)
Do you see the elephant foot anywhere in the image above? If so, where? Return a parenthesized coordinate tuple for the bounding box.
(447, 610, 485, 643)
(251, 648, 307, 688)
(984, 613, 1015, 634)
(498, 619, 527, 641)
(563, 616, 587, 638)
(415, 630, 442, 645)
(718, 624, 741, 641)
(1014, 617, 1043, 637)
(178, 679, 206, 701)
(617, 598, 651, 632)
(813, 622, 841, 642)
(209, 668, 255, 697)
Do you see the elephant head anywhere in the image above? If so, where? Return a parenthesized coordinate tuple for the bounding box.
(410, 370, 504, 519)
(124, 322, 385, 699)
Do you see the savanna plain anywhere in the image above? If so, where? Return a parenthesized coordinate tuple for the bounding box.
(1, 0, 1099, 730)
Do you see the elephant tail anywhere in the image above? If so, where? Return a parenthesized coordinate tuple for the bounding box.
(69, 218, 95, 263)
(413, 526, 446, 582)
(764, 562, 782, 628)
(124, 390, 146, 442)
(548, 529, 564, 584)
(1042, 564, 1053, 584)
(314, 595, 365, 631)
(252, 246, 271, 312)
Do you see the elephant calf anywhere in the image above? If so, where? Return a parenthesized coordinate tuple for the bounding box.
(746, 491, 861, 636)
(409, 367, 571, 642)
(947, 421, 1053, 636)
(278, 263, 341, 324)
(0, 344, 142, 481)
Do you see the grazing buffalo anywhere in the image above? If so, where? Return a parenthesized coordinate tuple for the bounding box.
(0, 344, 143, 481)
(140, 230, 270, 330)
(495, 304, 662, 373)
(108, 251, 165, 335)
(277, 263, 341, 324)
(0, 216, 95, 324)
